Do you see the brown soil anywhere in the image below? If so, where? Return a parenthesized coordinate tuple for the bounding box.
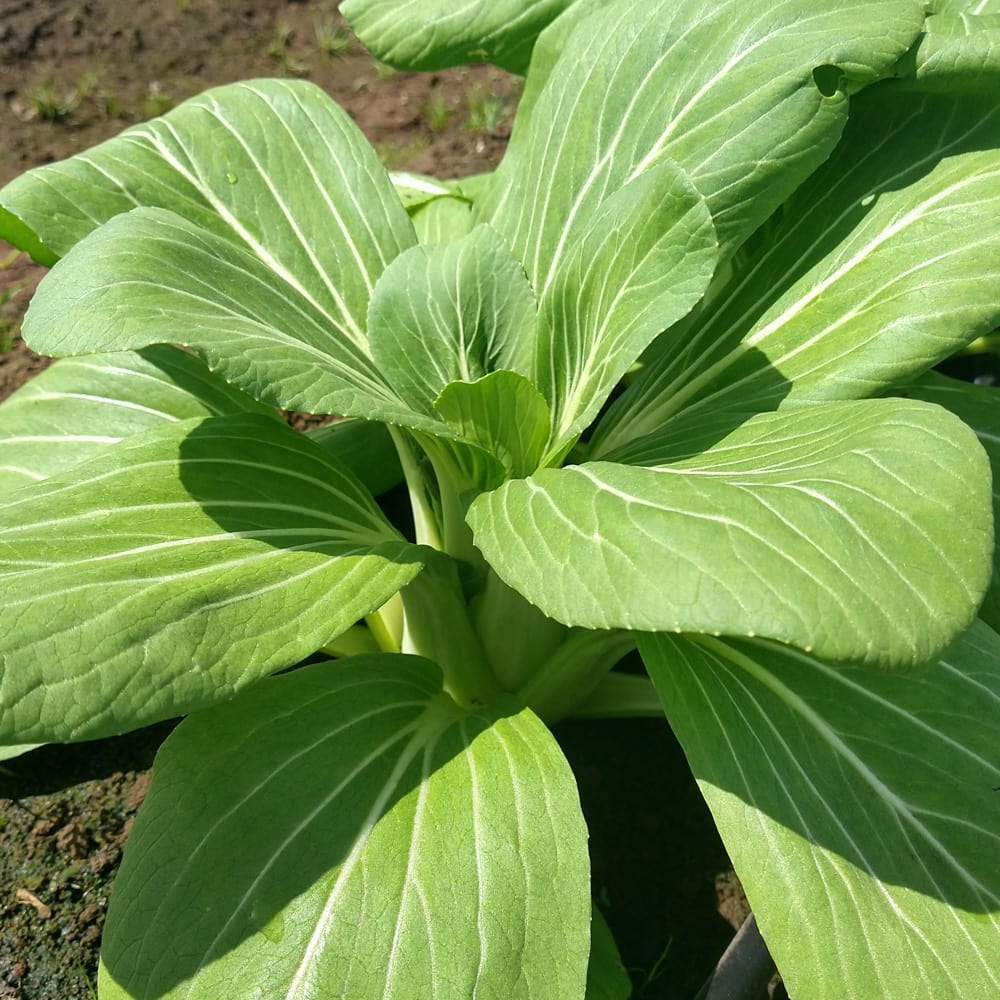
(0, 4, 741, 998)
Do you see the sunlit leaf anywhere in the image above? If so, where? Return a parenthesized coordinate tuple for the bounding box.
(0, 346, 274, 494)
(99, 656, 590, 999)
(640, 622, 1000, 999)
(469, 398, 992, 667)
(0, 415, 423, 743)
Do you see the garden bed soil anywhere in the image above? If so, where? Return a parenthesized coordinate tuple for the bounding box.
(0, 4, 746, 997)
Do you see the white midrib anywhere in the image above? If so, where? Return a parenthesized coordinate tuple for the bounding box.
(283, 713, 451, 998)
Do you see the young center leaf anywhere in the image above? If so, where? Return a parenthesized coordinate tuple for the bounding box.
(366, 224, 537, 421)
(467, 398, 993, 668)
(639, 622, 1000, 999)
(0, 415, 424, 745)
(435, 371, 552, 481)
(98, 656, 591, 1000)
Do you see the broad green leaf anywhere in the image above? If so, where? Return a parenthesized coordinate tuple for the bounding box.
(595, 86, 1000, 453)
(99, 656, 591, 999)
(468, 398, 992, 668)
(482, 0, 924, 287)
(898, 372, 1000, 632)
(340, 0, 578, 74)
(305, 418, 403, 498)
(435, 371, 551, 479)
(0, 83, 416, 339)
(21, 207, 421, 423)
(506, 0, 602, 134)
(0, 744, 41, 762)
(0, 415, 424, 744)
(639, 622, 1000, 999)
(930, 0, 1000, 14)
(585, 904, 632, 1000)
(894, 10, 1000, 90)
(367, 225, 537, 419)
(537, 161, 716, 448)
(0, 346, 274, 494)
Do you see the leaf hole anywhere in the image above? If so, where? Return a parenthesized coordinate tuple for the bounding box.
(812, 64, 846, 99)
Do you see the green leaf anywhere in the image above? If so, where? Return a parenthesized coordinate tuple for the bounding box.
(897, 372, 1000, 632)
(98, 656, 591, 999)
(596, 85, 1000, 452)
(340, 0, 578, 74)
(468, 398, 992, 667)
(585, 904, 632, 1000)
(435, 371, 552, 479)
(0, 346, 274, 494)
(0, 82, 416, 319)
(928, 0, 1000, 15)
(21, 207, 419, 422)
(410, 195, 476, 245)
(483, 0, 924, 285)
(639, 622, 1000, 999)
(0, 744, 41, 762)
(894, 10, 1000, 91)
(0, 415, 424, 744)
(367, 225, 537, 419)
(536, 161, 716, 448)
(304, 418, 403, 499)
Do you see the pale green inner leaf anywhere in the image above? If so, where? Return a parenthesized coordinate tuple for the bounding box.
(367, 224, 537, 421)
(435, 371, 552, 480)
(98, 655, 591, 999)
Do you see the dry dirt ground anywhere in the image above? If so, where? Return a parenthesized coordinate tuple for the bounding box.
(0, 4, 745, 998)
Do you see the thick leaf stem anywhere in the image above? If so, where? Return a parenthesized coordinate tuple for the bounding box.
(388, 426, 442, 550)
(365, 591, 404, 653)
(568, 672, 666, 719)
(398, 556, 501, 708)
(471, 569, 567, 690)
(518, 629, 636, 723)
(319, 624, 381, 658)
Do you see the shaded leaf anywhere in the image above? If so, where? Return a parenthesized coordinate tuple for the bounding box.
(0, 415, 423, 743)
(640, 622, 1000, 999)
